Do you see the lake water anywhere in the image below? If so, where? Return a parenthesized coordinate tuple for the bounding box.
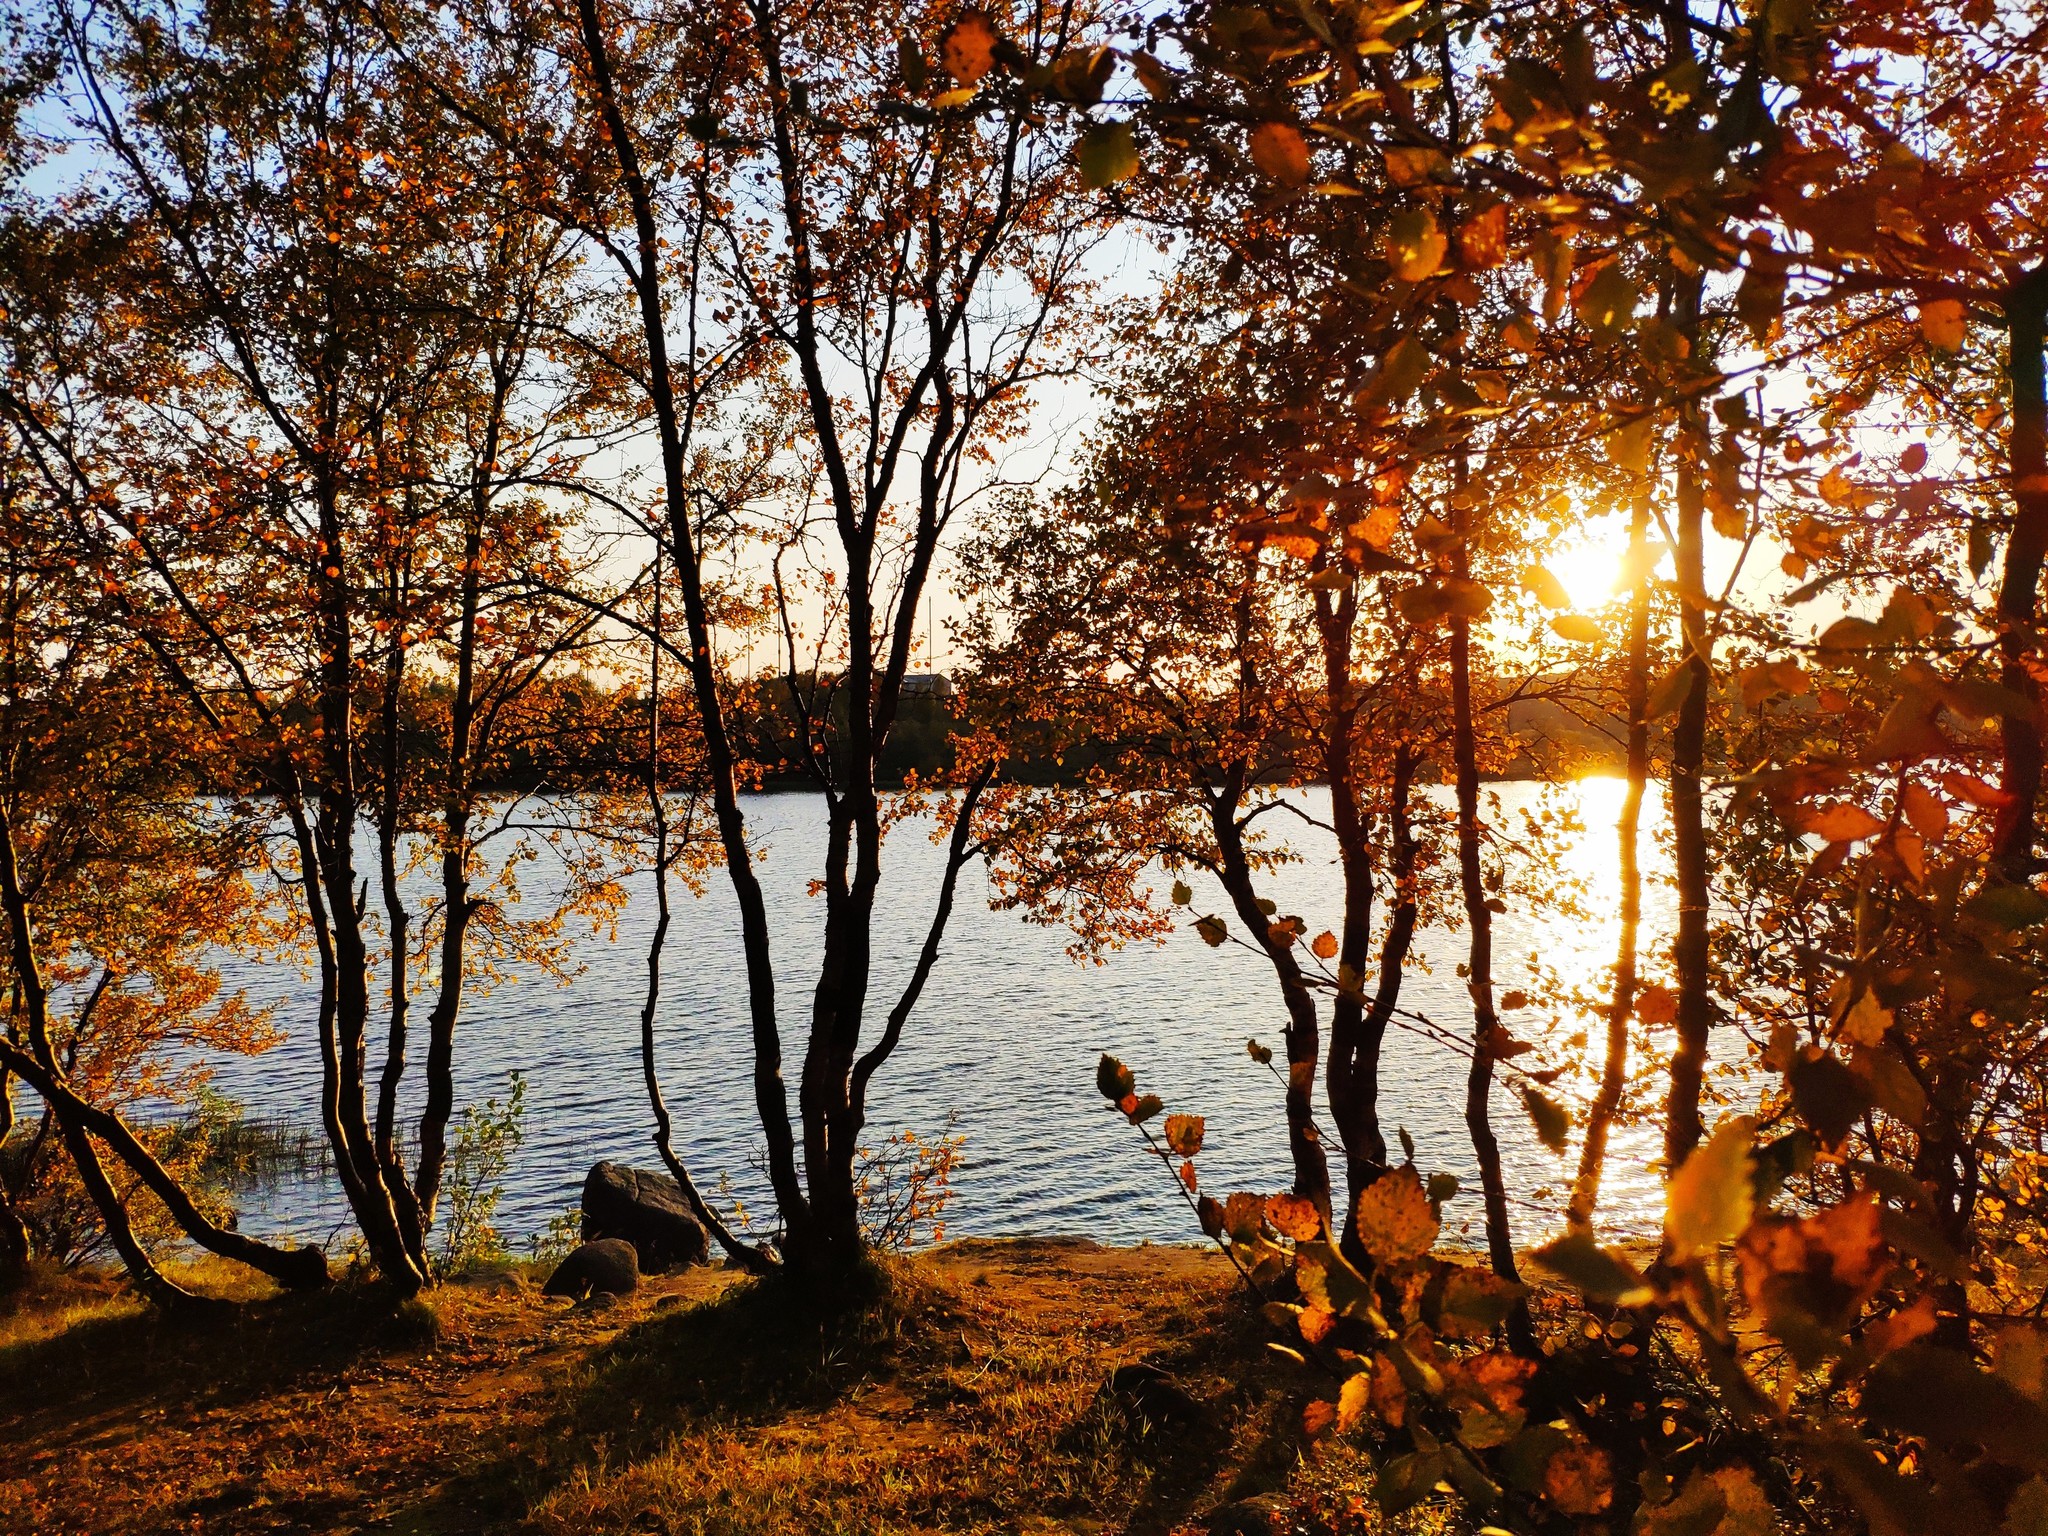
(200, 780, 1679, 1255)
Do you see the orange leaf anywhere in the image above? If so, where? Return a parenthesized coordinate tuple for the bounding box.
(1249, 122, 1310, 185)
(1918, 297, 1967, 351)
(1265, 1191, 1322, 1240)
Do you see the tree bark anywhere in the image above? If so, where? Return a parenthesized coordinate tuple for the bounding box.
(1994, 263, 2048, 876)
(635, 546, 775, 1273)
(570, 0, 809, 1265)
(0, 1065, 29, 1287)
(1571, 496, 1651, 1230)
(1208, 770, 1333, 1209)
(1317, 586, 1383, 1210)
(1661, 1, 1716, 1174)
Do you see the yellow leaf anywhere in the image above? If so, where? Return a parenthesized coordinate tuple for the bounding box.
(1347, 507, 1398, 549)
(1918, 297, 1967, 351)
(1665, 1115, 1756, 1261)
(1336, 1371, 1372, 1432)
(1837, 988, 1892, 1047)
(1550, 614, 1604, 645)
(1353, 1166, 1438, 1262)
(1900, 781, 1948, 841)
(1249, 122, 1310, 185)
(1519, 564, 1570, 609)
(1457, 202, 1508, 268)
(1635, 984, 1676, 1024)
(1311, 930, 1338, 960)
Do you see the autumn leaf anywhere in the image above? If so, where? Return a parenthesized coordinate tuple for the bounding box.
(1249, 122, 1310, 185)
(1336, 1371, 1372, 1431)
(1519, 564, 1570, 609)
(1635, 983, 1677, 1024)
(1388, 207, 1446, 282)
(1194, 913, 1228, 946)
(1918, 298, 1967, 351)
(1310, 929, 1338, 960)
(1265, 1190, 1322, 1240)
(1542, 1441, 1614, 1516)
(1301, 1399, 1337, 1436)
(1550, 614, 1603, 645)
(1076, 122, 1138, 188)
(1096, 1053, 1135, 1101)
(1163, 1113, 1205, 1157)
(1521, 1087, 1570, 1153)
(1352, 1166, 1438, 1262)
(1456, 202, 1508, 268)
(939, 10, 998, 83)
(1797, 802, 1886, 843)
(1666, 1115, 1757, 1260)
(1836, 988, 1892, 1048)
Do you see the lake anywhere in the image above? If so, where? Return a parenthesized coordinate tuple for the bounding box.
(200, 780, 1679, 1255)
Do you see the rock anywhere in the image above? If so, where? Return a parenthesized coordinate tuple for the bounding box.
(1103, 1361, 1205, 1428)
(543, 1238, 640, 1298)
(580, 1161, 709, 1273)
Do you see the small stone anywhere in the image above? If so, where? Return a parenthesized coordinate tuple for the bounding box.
(543, 1239, 640, 1298)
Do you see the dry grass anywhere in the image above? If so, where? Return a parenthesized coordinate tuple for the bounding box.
(0, 1239, 1451, 1536)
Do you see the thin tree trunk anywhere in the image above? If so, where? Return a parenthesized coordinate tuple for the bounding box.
(308, 467, 426, 1291)
(412, 454, 492, 1229)
(1660, 0, 1716, 1172)
(1571, 496, 1651, 1230)
(1210, 771, 1333, 1211)
(1446, 460, 1523, 1326)
(1664, 272, 1714, 1170)
(572, 0, 809, 1262)
(1359, 743, 1420, 1164)
(372, 559, 426, 1265)
(1318, 586, 1382, 1209)
(635, 546, 773, 1272)
(0, 1064, 29, 1286)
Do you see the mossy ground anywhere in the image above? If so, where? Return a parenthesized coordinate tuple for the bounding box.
(0, 1238, 1450, 1535)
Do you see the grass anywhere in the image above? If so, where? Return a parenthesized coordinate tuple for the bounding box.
(0, 1239, 1456, 1536)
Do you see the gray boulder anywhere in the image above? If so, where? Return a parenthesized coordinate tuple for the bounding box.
(543, 1238, 640, 1298)
(581, 1160, 710, 1272)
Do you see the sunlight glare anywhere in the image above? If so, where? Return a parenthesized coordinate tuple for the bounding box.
(1543, 509, 1660, 611)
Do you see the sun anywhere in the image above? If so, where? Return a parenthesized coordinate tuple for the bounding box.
(1542, 509, 1656, 611)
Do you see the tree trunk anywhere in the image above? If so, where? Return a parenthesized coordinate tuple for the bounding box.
(635, 547, 774, 1273)
(0, 815, 329, 1298)
(0, 1065, 29, 1287)
(371, 568, 426, 1266)
(1571, 496, 1651, 1230)
(1994, 263, 2048, 876)
(1209, 772, 1333, 1210)
(1318, 586, 1383, 1214)
(572, 0, 810, 1270)
(307, 480, 427, 1292)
